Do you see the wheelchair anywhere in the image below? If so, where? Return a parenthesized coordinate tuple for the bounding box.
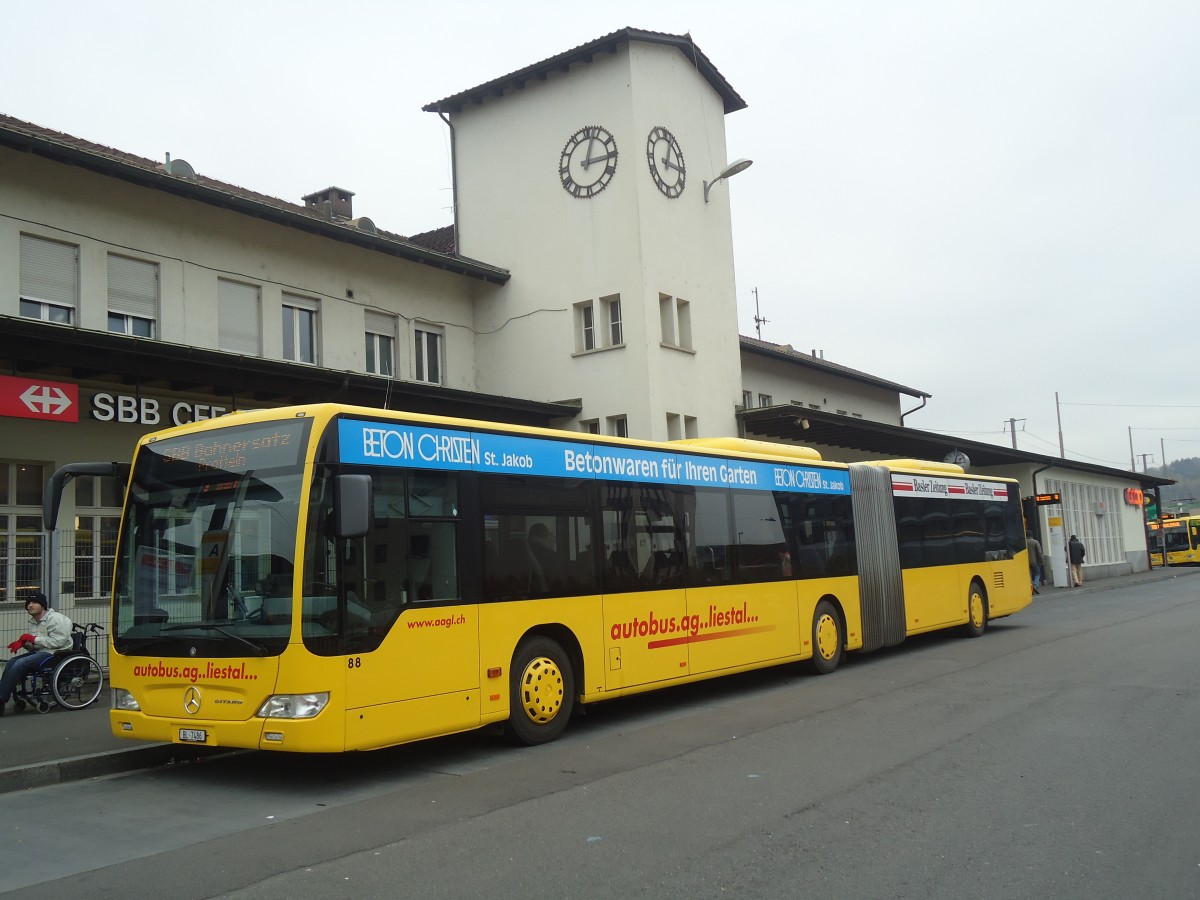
(12, 622, 105, 713)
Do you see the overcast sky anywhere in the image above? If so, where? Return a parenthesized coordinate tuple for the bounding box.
(5, 1, 1197, 472)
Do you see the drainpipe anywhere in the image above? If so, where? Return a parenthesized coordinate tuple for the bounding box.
(900, 396, 927, 425)
(438, 112, 459, 254)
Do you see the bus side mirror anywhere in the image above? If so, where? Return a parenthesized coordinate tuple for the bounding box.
(333, 474, 373, 539)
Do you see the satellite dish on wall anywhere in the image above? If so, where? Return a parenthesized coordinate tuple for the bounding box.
(944, 450, 971, 468)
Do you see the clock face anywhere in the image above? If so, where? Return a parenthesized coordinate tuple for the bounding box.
(560, 125, 618, 198)
(646, 126, 685, 198)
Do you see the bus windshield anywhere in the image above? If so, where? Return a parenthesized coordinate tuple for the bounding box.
(111, 419, 311, 657)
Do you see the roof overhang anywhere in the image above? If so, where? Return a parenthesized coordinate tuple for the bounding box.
(740, 337, 930, 400)
(741, 404, 1174, 489)
(0, 317, 576, 426)
(0, 121, 509, 285)
(424, 28, 747, 115)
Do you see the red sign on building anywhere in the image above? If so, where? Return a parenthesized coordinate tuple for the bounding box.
(0, 375, 79, 422)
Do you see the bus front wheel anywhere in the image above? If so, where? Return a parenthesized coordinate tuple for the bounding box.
(809, 599, 844, 675)
(505, 636, 575, 745)
(962, 581, 988, 638)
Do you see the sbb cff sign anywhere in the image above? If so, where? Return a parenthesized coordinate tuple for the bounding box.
(0, 375, 79, 422)
(91, 392, 230, 426)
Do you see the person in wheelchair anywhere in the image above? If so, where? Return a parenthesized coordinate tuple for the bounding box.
(0, 592, 73, 716)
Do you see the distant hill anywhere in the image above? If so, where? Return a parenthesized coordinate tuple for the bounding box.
(1149, 456, 1200, 514)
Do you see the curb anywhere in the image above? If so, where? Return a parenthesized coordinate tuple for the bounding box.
(1038, 566, 1196, 598)
(0, 743, 227, 795)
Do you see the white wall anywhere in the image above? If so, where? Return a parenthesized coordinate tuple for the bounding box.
(740, 352, 906, 424)
(451, 39, 744, 439)
(0, 149, 483, 390)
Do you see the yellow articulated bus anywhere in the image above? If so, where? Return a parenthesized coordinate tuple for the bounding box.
(1147, 515, 1200, 567)
(46, 404, 1031, 752)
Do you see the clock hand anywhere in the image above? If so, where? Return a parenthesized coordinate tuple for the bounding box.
(660, 156, 683, 174)
(583, 135, 597, 170)
(584, 150, 615, 166)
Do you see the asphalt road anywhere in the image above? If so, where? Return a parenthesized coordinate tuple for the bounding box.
(4, 573, 1199, 899)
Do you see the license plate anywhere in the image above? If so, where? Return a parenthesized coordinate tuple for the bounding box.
(179, 728, 207, 743)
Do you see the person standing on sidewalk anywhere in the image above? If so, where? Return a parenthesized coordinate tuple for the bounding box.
(1068, 535, 1087, 587)
(1027, 532, 1044, 593)
(0, 593, 73, 716)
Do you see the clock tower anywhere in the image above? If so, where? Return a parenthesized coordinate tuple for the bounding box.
(424, 29, 748, 441)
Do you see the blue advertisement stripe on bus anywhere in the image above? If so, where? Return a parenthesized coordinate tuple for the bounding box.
(337, 419, 850, 495)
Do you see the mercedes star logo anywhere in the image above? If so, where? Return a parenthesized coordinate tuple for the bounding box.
(183, 686, 202, 715)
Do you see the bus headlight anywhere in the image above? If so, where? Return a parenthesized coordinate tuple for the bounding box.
(256, 692, 329, 719)
(113, 688, 141, 711)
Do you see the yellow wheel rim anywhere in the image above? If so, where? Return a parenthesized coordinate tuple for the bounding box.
(969, 590, 985, 629)
(815, 612, 839, 661)
(518, 655, 564, 724)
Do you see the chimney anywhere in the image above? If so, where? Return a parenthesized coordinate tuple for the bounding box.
(302, 186, 354, 220)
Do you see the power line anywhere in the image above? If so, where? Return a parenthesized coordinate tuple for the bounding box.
(1061, 401, 1200, 409)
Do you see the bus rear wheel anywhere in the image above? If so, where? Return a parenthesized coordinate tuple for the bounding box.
(809, 599, 844, 675)
(505, 636, 575, 746)
(962, 581, 988, 638)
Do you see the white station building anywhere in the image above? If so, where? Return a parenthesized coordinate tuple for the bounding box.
(0, 28, 1167, 643)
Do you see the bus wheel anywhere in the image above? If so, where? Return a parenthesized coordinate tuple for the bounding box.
(505, 636, 575, 746)
(809, 599, 844, 675)
(963, 582, 988, 638)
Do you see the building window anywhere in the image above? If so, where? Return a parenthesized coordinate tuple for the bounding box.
(575, 295, 623, 353)
(666, 413, 698, 440)
(759, 394, 772, 407)
(667, 413, 682, 441)
(282, 294, 319, 364)
(415, 324, 443, 384)
(0, 461, 46, 604)
(365, 310, 396, 376)
(71, 473, 123, 603)
(575, 301, 596, 352)
(603, 295, 623, 345)
(742, 390, 753, 408)
(20, 234, 78, 325)
(659, 294, 692, 350)
(218, 278, 261, 355)
(676, 299, 692, 348)
(581, 419, 600, 434)
(107, 254, 158, 338)
(607, 415, 628, 438)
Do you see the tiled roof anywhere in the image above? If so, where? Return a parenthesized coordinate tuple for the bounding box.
(740, 335, 930, 399)
(424, 27, 747, 115)
(407, 225, 456, 255)
(0, 114, 510, 284)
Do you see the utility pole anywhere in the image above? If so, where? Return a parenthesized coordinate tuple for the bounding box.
(1137, 453, 1154, 473)
(1005, 418, 1025, 449)
(1129, 426, 1136, 472)
(1055, 391, 1065, 458)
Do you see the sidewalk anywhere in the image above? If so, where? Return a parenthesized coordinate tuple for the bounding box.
(0, 686, 221, 794)
(1, 565, 1195, 794)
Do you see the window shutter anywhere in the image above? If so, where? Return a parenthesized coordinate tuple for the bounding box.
(20, 235, 78, 307)
(283, 293, 319, 313)
(107, 255, 158, 319)
(218, 279, 261, 355)
(364, 310, 395, 336)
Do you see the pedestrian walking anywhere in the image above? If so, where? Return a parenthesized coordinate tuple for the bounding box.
(1068, 534, 1086, 586)
(1027, 532, 1044, 593)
